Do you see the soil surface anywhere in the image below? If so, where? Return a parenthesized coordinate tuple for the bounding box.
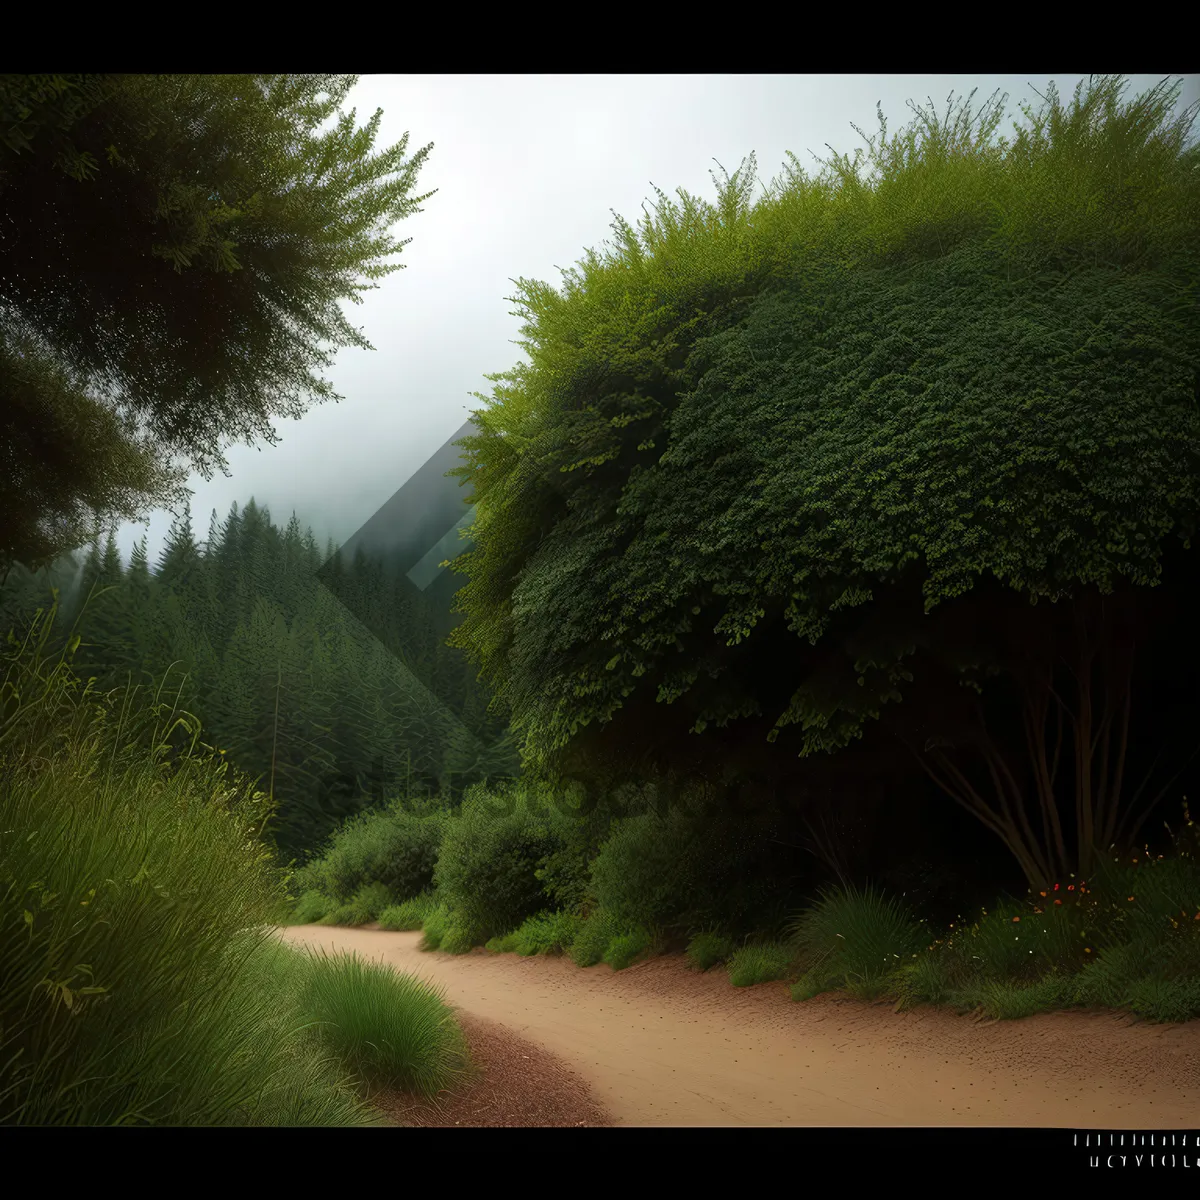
(277, 924, 1200, 1127)
(377, 1010, 613, 1127)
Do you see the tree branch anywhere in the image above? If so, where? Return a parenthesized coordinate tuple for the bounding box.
(1120, 741, 1200, 850)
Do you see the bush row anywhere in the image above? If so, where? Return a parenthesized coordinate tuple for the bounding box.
(290, 777, 1200, 1023)
(288, 783, 806, 941)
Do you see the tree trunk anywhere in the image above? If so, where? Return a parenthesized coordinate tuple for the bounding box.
(910, 587, 1174, 894)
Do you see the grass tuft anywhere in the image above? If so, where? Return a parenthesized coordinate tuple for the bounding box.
(686, 930, 737, 971)
(294, 947, 470, 1099)
(378, 892, 437, 932)
(727, 941, 794, 987)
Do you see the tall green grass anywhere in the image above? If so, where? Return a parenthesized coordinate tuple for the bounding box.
(317, 880, 393, 927)
(486, 909, 582, 956)
(727, 941, 794, 987)
(568, 908, 624, 967)
(788, 883, 929, 1002)
(379, 891, 438, 932)
(0, 603, 423, 1124)
(686, 930, 737, 971)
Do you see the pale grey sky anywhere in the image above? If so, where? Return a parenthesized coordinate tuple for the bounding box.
(113, 73, 1200, 567)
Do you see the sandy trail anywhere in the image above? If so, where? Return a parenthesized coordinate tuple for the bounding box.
(277, 924, 1200, 1127)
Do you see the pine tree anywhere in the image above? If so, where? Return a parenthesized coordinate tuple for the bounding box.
(209, 502, 244, 646)
(156, 502, 204, 602)
(80, 528, 136, 688)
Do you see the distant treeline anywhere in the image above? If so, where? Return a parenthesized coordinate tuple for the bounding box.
(0, 499, 518, 860)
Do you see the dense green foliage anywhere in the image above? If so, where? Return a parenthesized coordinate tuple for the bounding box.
(0, 73, 434, 571)
(418, 901, 453, 951)
(0, 327, 183, 588)
(432, 785, 570, 946)
(588, 802, 804, 936)
(318, 881, 396, 927)
(567, 909, 628, 968)
(286, 770, 1199, 1018)
(1, 500, 515, 860)
(488, 909, 584, 956)
(448, 75, 1200, 889)
(296, 802, 446, 904)
(602, 928, 656, 971)
(790, 884, 930, 1001)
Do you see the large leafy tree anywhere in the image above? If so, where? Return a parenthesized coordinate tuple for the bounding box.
(0, 73, 435, 571)
(450, 75, 1200, 889)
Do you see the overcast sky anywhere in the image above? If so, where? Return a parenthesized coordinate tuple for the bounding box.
(113, 73, 1200, 567)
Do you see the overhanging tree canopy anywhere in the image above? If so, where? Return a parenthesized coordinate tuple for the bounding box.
(0, 73, 435, 571)
(450, 75, 1200, 888)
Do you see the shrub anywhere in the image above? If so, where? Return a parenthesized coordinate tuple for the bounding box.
(589, 808, 703, 931)
(944, 891, 1104, 984)
(528, 779, 650, 912)
(352, 881, 393, 923)
(686, 930, 737, 971)
(1069, 942, 1141, 1010)
(378, 892, 437, 932)
(317, 881, 391, 927)
(295, 947, 469, 1098)
(319, 904, 355, 926)
(295, 801, 446, 905)
(433, 784, 565, 945)
(438, 919, 480, 955)
(589, 803, 802, 937)
(569, 909, 624, 967)
(889, 946, 967, 1012)
(1124, 972, 1200, 1024)
(966, 974, 1079, 1021)
(1082, 852, 1200, 951)
(1070, 920, 1200, 1023)
(727, 941, 794, 987)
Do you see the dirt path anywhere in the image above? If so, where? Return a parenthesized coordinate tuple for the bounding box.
(277, 925, 1200, 1127)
